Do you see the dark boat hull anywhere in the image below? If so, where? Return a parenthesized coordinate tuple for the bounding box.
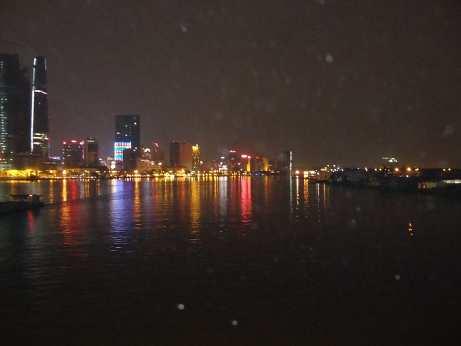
(0, 201, 45, 215)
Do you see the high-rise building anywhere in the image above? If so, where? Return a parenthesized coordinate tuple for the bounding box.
(240, 154, 251, 173)
(84, 137, 99, 166)
(151, 142, 164, 163)
(227, 149, 241, 173)
(30, 56, 49, 159)
(278, 150, 293, 175)
(122, 148, 139, 171)
(251, 155, 270, 173)
(192, 144, 200, 171)
(0, 54, 30, 167)
(114, 114, 140, 162)
(169, 141, 192, 171)
(62, 140, 84, 167)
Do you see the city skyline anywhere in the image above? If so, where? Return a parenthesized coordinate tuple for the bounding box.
(0, 1, 460, 167)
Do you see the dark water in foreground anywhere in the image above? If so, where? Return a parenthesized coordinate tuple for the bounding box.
(1, 178, 460, 345)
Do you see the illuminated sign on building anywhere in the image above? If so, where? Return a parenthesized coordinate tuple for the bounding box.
(114, 142, 131, 161)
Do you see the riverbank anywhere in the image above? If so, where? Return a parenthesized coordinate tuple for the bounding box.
(324, 168, 461, 199)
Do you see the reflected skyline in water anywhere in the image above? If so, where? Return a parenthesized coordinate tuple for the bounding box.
(0, 177, 336, 249)
(1, 177, 460, 345)
(0, 176, 431, 242)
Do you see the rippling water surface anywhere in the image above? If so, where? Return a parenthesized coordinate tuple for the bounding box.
(1, 178, 460, 345)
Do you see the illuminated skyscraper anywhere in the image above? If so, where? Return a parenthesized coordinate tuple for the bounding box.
(84, 137, 99, 166)
(0, 54, 30, 167)
(192, 144, 200, 171)
(62, 139, 84, 167)
(30, 56, 49, 159)
(170, 141, 192, 170)
(0, 54, 17, 165)
(114, 114, 140, 162)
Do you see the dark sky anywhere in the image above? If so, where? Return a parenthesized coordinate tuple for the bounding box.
(1, 0, 460, 167)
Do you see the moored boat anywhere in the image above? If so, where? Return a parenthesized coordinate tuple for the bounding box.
(0, 194, 45, 215)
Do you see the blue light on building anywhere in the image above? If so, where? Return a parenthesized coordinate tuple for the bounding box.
(114, 141, 131, 161)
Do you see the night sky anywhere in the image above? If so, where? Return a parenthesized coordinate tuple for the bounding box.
(1, 0, 460, 167)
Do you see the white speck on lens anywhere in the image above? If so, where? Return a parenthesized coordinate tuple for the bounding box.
(442, 124, 455, 137)
(177, 303, 185, 310)
(231, 320, 238, 326)
(325, 53, 334, 63)
(394, 274, 400, 281)
(180, 24, 188, 33)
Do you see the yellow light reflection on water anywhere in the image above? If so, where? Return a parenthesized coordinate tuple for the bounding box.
(61, 179, 68, 202)
(190, 178, 201, 237)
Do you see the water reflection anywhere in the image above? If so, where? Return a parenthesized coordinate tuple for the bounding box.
(303, 179, 309, 205)
(263, 176, 270, 208)
(1, 177, 460, 338)
(218, 176, 228, 221)
(133, 178, 142, 229)
(109, 180, 133, 251)
(0, 178, 437, 251)
(240, 177, 252, 225)
(190, 179, 201, 237)
(61, 179, 68, 201)
(26, 210, 36, 233)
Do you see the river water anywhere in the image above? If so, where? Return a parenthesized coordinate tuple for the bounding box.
(0, 177, 460, 345)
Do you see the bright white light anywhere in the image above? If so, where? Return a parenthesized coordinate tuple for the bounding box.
(30, 58, 37, 152)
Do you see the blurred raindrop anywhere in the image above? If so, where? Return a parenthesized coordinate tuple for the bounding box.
(325, 53, 334, 63)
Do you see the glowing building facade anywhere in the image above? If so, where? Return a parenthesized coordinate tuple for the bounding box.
(0, 55, 16, 165)
(30, 56, 49, 159)
(192, 144, 200, 171)
(114, 114, 140, 162)
(0, 54, 30, 167)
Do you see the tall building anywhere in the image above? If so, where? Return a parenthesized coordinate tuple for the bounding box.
(278, 150, 293, 175)
(122, 148, 139, 171)
(151, 142, 164, 163)
(114, 114, 140, 161)
(30, 56, 49, 159)
(170, 141, 192, 171)
(84, 137, 99, 166)
(251, 155, 270, 173)
(241, 154, 251, 173)
(227, 149, 241, 173)
(62, 140, 84, 167)
(192, 144, 200, 171)
(0, 54, 30, 167)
